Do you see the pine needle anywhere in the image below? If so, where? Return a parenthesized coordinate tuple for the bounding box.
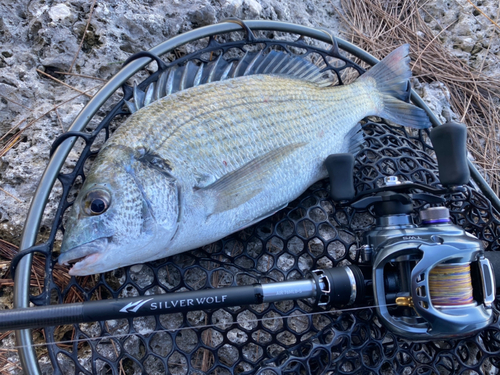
(466, 0, 500, 30)
(0, 187, 23, 204)
(69, 0, 98, 73)
(0, 84, 101, 158)
(0, 93, 31, 111)
(36, 69, 93, 98)
(54, 71, 107, 82)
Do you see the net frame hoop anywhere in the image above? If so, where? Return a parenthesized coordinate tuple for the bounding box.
(13, 19, 497, 374)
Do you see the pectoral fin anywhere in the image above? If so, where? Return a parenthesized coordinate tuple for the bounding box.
(201, 143, 307, 214)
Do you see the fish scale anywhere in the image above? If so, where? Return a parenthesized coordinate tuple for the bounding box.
(59, 45, 432, 275)
(114, 76, 366, 184)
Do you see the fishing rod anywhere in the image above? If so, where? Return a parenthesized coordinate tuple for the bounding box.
(2, 121, 499, 340)
(0, 265, 364, 332)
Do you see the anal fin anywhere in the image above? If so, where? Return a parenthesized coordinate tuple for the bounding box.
(346, 123, 365, 155)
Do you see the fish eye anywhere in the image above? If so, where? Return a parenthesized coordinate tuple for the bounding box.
(90, 198, 107, 214)
(83, 189, 111, 216)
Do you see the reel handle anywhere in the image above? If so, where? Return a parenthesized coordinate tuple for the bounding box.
(430, 121, 470, 186)
(325, 153, 355, 201)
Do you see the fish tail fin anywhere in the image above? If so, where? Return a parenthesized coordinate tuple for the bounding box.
(359, 44, 431, 129)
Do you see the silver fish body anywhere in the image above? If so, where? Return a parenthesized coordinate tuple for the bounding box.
(59, 45, 430, 275)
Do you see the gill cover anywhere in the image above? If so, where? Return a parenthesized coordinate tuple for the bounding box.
(59, 145, 180, 275)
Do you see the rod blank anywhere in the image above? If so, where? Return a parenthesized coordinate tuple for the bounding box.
(0, 266, 362, 332)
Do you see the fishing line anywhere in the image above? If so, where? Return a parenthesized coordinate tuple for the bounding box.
(429, 263, 474, 306)
(1, 303, 398, 351)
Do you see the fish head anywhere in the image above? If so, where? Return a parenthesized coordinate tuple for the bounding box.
(59, 147, 180, 275)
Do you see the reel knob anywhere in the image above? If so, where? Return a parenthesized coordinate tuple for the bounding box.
(324, 153, 355, 201)
(430, 121, 470, 186)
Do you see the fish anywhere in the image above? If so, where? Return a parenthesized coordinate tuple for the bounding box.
(58, 44, 431, 275)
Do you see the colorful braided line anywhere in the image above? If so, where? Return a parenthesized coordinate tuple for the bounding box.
(429, 264, 474, 306)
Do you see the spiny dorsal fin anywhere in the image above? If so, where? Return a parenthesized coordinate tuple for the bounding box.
(248, 51, 330, 87)
(127, 51, 331, 113)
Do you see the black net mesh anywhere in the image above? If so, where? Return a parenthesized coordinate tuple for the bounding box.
(18, 26, 500, 375)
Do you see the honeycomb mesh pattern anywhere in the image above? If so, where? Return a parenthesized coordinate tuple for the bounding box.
(20, 28, 500, 375)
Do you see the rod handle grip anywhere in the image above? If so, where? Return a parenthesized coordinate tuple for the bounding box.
(430, 121, 470, 186)
(1, 304, 84, 331)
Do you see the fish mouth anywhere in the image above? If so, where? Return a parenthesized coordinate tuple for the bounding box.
(58, 237, 110, 275)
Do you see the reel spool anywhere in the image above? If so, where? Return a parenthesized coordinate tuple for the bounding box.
(428, 263, 474, 307)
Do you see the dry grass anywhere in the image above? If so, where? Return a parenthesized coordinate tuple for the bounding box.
(0, 347, 23, 374)
(0, 239, 71, 291)
(336, 0, 500, 194)
(0, 239, 101, 372)
(0, 84, 101, 158)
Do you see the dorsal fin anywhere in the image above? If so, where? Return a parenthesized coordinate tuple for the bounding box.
(241, 50, 330, 86)
(126, 51, 331, 113)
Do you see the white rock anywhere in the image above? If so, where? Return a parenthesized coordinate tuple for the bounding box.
(130, 264, 144, 273)
(247, 0, 263, 15)
(225, 0, 263, 16)
(225, 0, 244, 8)
(48, 3, 72, 22)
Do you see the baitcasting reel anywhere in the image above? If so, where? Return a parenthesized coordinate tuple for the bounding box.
(325, 120, 497, 340)
(356, 179, 496, 340)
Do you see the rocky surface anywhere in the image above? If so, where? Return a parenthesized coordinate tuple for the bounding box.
(1, 0, 500, 374)
(422, 0, 500, 75)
